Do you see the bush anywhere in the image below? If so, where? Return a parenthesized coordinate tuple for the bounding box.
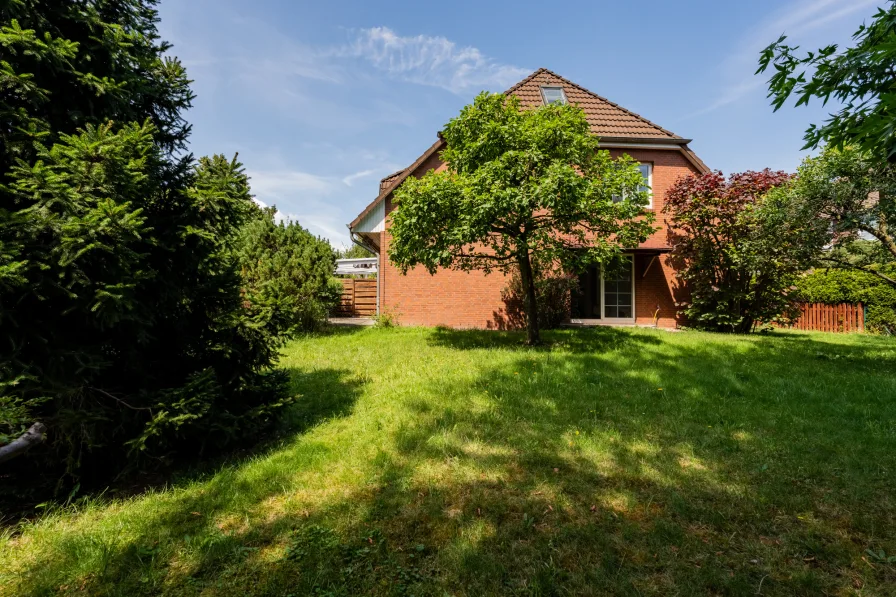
(664, 170, 820, 333)
(796, 268, 896, 334)
(237, 208, 341, 334)
(500, 268, 579, 330)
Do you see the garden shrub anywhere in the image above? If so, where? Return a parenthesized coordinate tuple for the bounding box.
(237, 208, 342, 334)
(664, 170, 822, 332)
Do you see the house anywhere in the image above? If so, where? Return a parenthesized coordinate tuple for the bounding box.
(348, 68, 710, 329)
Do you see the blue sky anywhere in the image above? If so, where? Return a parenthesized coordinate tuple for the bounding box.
(157, 0, 884, 248)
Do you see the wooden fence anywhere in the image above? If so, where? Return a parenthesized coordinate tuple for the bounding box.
(787, 302, 864, 333)
(334, 278, 376, 317)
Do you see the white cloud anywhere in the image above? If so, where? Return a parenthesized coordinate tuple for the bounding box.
(252, 197, 345, 245)
(337, 27, 531, 94)
(247, 169, 338, 203)
(342, 169, 376, 187)
(686, 0, 881, 118)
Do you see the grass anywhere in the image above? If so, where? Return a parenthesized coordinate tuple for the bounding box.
(2, 326, 896, 596)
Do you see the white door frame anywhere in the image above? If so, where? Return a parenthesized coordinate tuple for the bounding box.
(600, 255, 636, 324)
(570, 255, 636, 325)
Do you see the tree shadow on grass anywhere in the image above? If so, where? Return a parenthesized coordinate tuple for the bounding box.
(6, 329, 896, 596)
(3, 366, 367, 593)
(428, 324, 663, 353)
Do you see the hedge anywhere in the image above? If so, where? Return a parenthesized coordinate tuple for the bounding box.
(796, 268, 896, 334)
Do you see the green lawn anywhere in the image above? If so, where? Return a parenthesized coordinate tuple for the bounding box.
(2, 326, 896, 596)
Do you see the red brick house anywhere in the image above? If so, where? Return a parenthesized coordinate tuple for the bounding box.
(348, 68, 709, 329)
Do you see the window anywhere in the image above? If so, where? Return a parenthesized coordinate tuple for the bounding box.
(540, 86, 567, 105)
(612, 162, 653, 208)
(638, 163, 653, 207)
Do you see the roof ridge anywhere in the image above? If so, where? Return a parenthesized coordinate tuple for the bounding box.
(380, 168, 406, 183)
(529, 68, 682, 139)
(502, 67, 549, 95)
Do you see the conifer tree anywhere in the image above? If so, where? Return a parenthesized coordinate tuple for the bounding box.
(0, 0, 299, 492)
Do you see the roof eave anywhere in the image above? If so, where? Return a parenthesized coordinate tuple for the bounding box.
(598, 136, 692, 145)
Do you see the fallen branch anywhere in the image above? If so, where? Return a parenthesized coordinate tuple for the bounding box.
(0, 422, 47, 464)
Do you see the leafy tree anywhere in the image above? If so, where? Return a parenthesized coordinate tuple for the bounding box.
(237, 208, 342, 335)
(775, 147, 896, 288)
(0, 1, 298, 492)
(335, 243, 374, 259)
(388, 92, 655, 345)
(0, 0, 193, 170)
(757, 2, 896, 160)
(665, 170, 822, 333)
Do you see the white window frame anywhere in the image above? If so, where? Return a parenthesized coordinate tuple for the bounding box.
(638, 163, 654, 209)
(612, 163, 654, 209)
(540, 86, 567, 105)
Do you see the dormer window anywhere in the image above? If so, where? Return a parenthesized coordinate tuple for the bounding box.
(540, 86, 567, 105)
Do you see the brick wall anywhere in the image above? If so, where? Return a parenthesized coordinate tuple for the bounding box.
(378, 146, 698, 329)
(633, 254, 685, 328)
(606, 148, 697, 249)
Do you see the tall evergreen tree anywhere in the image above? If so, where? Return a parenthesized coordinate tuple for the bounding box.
(0, 1, 296, 493)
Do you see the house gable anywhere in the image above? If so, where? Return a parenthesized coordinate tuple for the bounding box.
(349, 68, 709, 233)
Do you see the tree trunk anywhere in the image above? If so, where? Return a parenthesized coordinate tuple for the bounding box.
(517, 250, 541, 345)
(0, 422, 47, 464)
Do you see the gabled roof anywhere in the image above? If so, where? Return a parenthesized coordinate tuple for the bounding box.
(350, 68, 709, 230)
(507, 68, 681, 140)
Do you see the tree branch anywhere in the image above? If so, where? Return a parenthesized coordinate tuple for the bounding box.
(822, 256, 896, 287)
(0, 422, 47, 464)
(856, 218, 896, 262)
(88, 386, 153, 414)
(453, 252, 514, 262)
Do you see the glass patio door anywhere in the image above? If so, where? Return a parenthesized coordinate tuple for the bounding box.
(601, 257, 634, 322)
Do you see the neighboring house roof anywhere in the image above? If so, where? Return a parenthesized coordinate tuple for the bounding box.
(350, 67, 709, 230)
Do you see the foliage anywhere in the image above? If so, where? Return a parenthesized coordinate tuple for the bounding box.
(773, 147, 896, 287)
(0, 0, 295, 490)
(1, 124, 294, 479)
(796, 265, 896, 334)
(335, 243, 374, 259)
(388, 92, 655, 344)
(237, 207, 341, 335)
(757, 2, 896, 160)
(2, 327, 896, 595)
(665, 169, 822, 333)
(0, 0, 193, 170)
(500, 268, 579, 330)
(373, 309, 399, 328)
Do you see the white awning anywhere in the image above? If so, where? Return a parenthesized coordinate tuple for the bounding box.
(335, 257, 377, 276)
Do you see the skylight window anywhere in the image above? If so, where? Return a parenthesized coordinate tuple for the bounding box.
(540, 86, 567, 105)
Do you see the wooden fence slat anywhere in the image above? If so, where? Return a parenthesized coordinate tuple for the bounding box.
(785, 302, 864, 334)
(335, 278, 377, 317)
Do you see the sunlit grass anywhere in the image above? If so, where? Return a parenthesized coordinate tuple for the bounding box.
(1, 326, 895, 595)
